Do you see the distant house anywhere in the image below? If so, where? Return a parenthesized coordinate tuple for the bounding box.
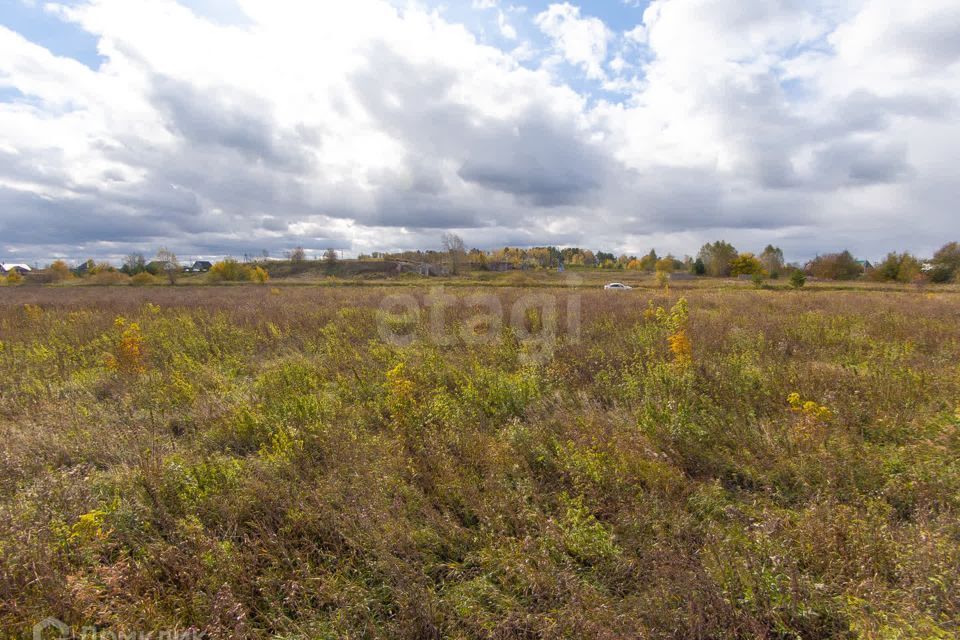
(146, 260, 178, 274)
(191, 261, 213, 273)
(0, 263, 32, 275)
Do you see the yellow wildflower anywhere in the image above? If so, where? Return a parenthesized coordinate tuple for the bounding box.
(788, 393, 833, 421)
(668, 329, 693, 366)
(107, 321, 146, 375)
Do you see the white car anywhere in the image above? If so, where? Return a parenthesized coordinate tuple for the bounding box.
(603, 282, 633, 290)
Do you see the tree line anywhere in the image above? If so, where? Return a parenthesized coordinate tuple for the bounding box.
(423, 239, 960, 284)
(16, 240, 960, 286)
(457, 240, 960, 284)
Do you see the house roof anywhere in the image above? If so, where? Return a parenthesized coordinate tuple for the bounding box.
(1, 263, 32, 272)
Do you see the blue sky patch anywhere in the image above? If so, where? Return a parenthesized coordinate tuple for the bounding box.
(0, 0, 103, 69)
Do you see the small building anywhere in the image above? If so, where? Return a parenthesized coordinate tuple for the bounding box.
(191, 261, 213, 273)
(418, 263, 449, 277)
(146, 260, 178, 274)
(396, 261, 449, 277)
(0, 263, 32, 275)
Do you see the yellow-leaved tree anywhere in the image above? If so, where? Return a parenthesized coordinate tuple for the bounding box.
(729, 253, 765, 277)
(250, 266, 270, 283)
(48, 260, 72, 283)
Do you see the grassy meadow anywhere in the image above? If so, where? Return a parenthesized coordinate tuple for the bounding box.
(1, 284, 959, 638)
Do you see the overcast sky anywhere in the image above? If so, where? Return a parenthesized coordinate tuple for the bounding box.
(1, 0, 958, 264)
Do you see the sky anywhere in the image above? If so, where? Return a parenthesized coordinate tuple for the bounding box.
(1, 0, 959, 264)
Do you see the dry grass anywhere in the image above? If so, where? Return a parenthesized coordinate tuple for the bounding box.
(1, 285, 958, 638)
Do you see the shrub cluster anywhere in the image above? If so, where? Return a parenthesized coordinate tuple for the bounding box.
(208, 259, 270, 283)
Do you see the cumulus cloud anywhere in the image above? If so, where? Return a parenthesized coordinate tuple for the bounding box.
(497, 11, 518, 40)
(0, 0, 958, 263)
(534, 3, 611, 80)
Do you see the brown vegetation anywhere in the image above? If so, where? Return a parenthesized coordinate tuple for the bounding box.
(0, 285, 958, 638)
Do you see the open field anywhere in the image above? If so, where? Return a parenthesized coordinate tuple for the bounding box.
(1, 285, 959, 638)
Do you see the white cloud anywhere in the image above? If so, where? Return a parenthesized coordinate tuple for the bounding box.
(0, 0, 609, 258)
(534, 3, 611, 80)
(0, 0, 959, 262)
(624, 23, 646, 44)
(497, 10, 517, 40)
(594, 0, 960, 256)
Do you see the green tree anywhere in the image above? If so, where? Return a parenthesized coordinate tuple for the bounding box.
(759, 245, 785, 278)
(789, 270, 806, 289)
(869, 252, 923, 283)
(697, 241, 738, 277)
(596, 251, 616, 265)
(929, 242, 960, 283)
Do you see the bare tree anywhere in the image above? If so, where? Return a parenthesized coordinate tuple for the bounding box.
(287, 246, 306, 263)
(441, 232, 466, 275)
(155, 247, 180, 285)
(323, 248, 338, 263)
(122, 252, 147, 275)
